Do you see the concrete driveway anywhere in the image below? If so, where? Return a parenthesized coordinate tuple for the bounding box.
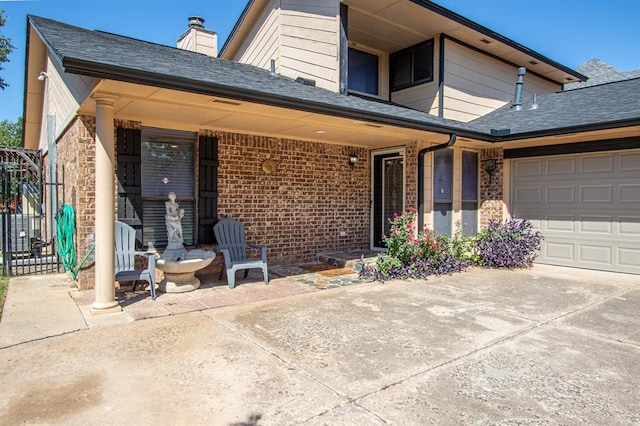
(0, 265, 638, 425)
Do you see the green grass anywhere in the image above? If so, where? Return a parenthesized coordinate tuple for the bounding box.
(0, 272, 7, 321)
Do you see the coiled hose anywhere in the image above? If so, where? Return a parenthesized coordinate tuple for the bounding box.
(56, 204, 77, 277)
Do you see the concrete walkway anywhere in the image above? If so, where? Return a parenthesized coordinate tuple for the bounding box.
(0, 265, 638, 424)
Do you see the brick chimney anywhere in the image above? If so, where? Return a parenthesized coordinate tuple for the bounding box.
(177, 16, 218, 57)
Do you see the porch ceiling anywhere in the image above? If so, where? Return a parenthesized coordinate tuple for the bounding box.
(79, 80, 451, 148)
(343, 0, 582, 84)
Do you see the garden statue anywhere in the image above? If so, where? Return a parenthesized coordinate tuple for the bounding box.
(157, 192, 215, 293)
(165, 191, 185, 248)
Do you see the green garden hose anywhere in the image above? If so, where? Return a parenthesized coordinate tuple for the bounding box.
(56, 204, 77, 278)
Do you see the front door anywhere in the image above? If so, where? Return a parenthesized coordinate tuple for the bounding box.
(371, 150, 405, 250)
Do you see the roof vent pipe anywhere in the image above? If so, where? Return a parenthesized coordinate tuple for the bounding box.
(270, 59, 276, 76)
(529, 93, 539, 110)
(512, 67, 526, 111)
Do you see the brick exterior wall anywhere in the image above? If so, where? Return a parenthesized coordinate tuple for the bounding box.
(216, 132, 371, 264)
(479, 147, 504, 229)
(405, 142, 418, 209)
(53, 115, 96, 289)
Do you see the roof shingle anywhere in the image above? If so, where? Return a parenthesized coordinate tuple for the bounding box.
(28, 15, 640, 141)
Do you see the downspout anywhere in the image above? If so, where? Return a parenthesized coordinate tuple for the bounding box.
(438, 34, 445, 118)
(417, 133, 456, 232)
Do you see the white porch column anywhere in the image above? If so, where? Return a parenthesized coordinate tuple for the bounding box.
(91, 93, 121, 313)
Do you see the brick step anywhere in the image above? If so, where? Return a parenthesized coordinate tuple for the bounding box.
(317, 250, 379, 272)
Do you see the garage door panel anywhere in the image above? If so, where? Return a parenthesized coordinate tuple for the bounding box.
(514, 160, 542, 177)
(578, 244, 612, 265)
(580, 154, 614, 173)
(515, 187, 542, 203)
(620, 184, 640, 203)
(618, 217, 640, 236)
(580, 185, 613, 203)
(578, 216, 612, 234)
(618, 247, 640, 268)
(511, 149, 640, 275)
(547, 157, 576, 175)
(546, 215, 575, 232)
(620, 153, 640, 171)
(547, 187, 575, 203)
(544, 240, 574, 261)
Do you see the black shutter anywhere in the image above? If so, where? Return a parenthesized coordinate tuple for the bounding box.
(116, 127, 143, 247)
(198, 135, 218, 244)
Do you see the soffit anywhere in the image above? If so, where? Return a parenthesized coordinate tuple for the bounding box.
(80, 80, 452, 148)
(23, 28, 48, 150)
(343, 0, 582, 84)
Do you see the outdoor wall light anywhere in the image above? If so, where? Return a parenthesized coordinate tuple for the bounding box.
(349, 155, 359, 167)
(37, 71, 49, 81)
(484, 159, 497, 183)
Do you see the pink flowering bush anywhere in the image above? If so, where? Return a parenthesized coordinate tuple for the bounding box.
(365, 210, 471, 280)
(361, 210, 544, 281)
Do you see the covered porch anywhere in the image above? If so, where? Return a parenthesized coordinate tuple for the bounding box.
(69, 249, 378, 323)
(63, 81, 464, 314)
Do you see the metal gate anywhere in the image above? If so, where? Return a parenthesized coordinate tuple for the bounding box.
(1, 147, 63, 276)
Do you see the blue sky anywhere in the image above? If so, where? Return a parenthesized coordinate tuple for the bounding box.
(1, 0, 639, 122)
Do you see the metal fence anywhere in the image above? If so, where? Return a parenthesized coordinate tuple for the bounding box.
(1, 147, 63, 276)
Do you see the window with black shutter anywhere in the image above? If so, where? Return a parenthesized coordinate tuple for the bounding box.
(116, 127, 218, 248)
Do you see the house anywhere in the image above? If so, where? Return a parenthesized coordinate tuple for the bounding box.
(21, 1, 640, 312)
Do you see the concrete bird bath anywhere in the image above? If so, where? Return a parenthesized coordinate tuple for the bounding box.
(156, 192, 215, 293)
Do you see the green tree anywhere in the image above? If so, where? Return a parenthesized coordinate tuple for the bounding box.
(0, 10, 15, 90)
(0, 116, 22, 147)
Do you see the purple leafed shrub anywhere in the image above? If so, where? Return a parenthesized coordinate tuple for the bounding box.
(475, 218, 543, 268)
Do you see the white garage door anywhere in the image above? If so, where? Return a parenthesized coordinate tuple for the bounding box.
(511, 150, 640, 274)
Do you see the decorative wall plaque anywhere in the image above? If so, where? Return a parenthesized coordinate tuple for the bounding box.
(262, 159, 278, 174)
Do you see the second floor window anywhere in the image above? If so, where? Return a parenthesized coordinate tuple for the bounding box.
(348, 47, 379, 96)
(391, 39, 434, 91)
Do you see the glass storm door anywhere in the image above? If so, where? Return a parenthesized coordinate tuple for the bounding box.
(372, 151, 405, 249)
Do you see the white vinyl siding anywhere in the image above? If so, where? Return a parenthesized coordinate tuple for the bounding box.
(233, 0, 282, 72)
(232, 0, 340, 93)
(511, 150, 640, 274)
(280, 0, 340, 92)
(40, 57, 98, 149)
(442, 39, 560, 122)
(391, 81, 440, 114)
